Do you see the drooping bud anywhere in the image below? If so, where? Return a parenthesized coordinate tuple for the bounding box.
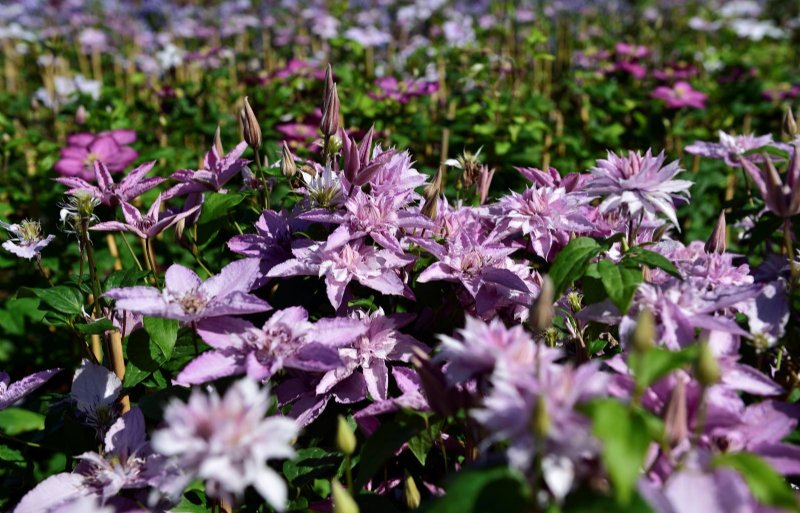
(331, 479, 359, 513)
(631, 309, 655, 353)
(696, 342, 720, 386)
(240, 96, 262, 150)
(321, 80, 340, 137)
(528, 276, 554, 331)
(664, 378, 688, 446)
(704, 211, 727, 254)
(281, 141, 297, 178)
(783, 108, 797, 138)
(404, 472, 421, 509)
(75, 105, 88, 125)
(336, 415, 356, 456)
(213, 124, 224, 156)
(530, 397, 551, 439)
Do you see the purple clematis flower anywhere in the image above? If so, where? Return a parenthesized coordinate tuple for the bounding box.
(739, 142, 800, 218)
(70, 359, 122, 433)
(651, 81, 707, 109)
(54, 130, 139, 181)
(55, 160, 165, 206)
(162, 142, 249, 199)
(0, 219, 55, 260)
(268, 240, 415, 310)
(685, 131, 789, 167)
(104, 259, 270, 323)
(0, 367, 61, 410)
(175, 308, 366, 385)
(227, 210, 300, 285)
(91, 194, 199, 240)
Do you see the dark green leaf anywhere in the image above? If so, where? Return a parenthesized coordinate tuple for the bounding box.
(355, 422, 416, 487)
(623, 248, 680, 278)
(408, 420, 443, 466)
(713, 453, 799, 510)
(420, 467, 530, 513)
(25, 286, 83, 315)
(283, 447, 342, 487)
(0, 408, 45, 435)
(597, 259, 642, 313)
(549, 237, 603, 295)
(198, 192, 247, 225)
(143, 317, 179, 363)
(75, 318, 115, 335)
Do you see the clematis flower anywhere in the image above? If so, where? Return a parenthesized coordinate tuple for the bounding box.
(651, 81, 707, 109)
(739, 143, 800, 218)
(162, 142, 249, 199)
(175, 307, 365, 385)
(268, 240, 415, 310)
(368, 76, 438, 104)
(298, 162, 345, 208)
(227, 210, 301, 284)
(104, 259, 270, 323)
(685, 131, 788, 167)
(54, 130, 139, 181)
(70, 359, 121, 432)
(0, 219, 55, 260)
(151, 379, 298, 509)
(341, 127, 396, 191)
(55, 161, 165, 206)
(0, 367, 60, 410)
(91, 195, 199, 240)
(14, 408, 157, 513)
(585, 150, 692, 227)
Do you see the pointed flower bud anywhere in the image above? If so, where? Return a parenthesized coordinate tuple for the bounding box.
(783, 108, 797, 138)
(336, 415, 356, 456)
(404, 472, 421, 509)
(76, 105, 88, 125)
(332, 479, 359, 513)
(240, 96, 262, 150)
(528, 276, 555, 331)
(696, 342, 720, 386)
(281, 141, 297, 178)
(213, 124, 224, 156)
(321, 83, 340, 137)
(704, 211, 727, 254)
(664, 378, 688, 446)
(530, 397, 551, 439)
(631, 309, 655, 353)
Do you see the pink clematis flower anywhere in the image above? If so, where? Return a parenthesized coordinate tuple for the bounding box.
(54, 130, 139, 181)
(55, 160, 165, 206)
(651, 81, 707, 109)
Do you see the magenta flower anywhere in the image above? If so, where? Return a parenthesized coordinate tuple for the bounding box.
(369, 76, 438, 103)
(54, 130, 139, 181)
(268, 240, 415, 310)
(162, 142, 249, 199)
(585, 150, 692, 227)
(175, 308, 366, 385)
(151, 379, 298, 508)
(104, 259, 270, 323)
(651, 81, 707, 109)
(0, 219, 55, 260)
(0, 367, 60, 410)
(91, 195, 199, 240)
(55, 161, 165, 206)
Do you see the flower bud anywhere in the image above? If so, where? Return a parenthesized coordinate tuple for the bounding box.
(652, 223, 670, 242)
(404, 472, 421, 509)
(783, 108, 797, 138)
(631, 309, 655, 353)
(76, 105, 88, 125)
(281, 141, 297, 178)
(213, 124, 224, 156)
(530, 397, 551, 439)
(336, 415, 356, 456)
(704, 211, 726, 254)
(566, 291, 582, 313)
(664, 378, 688, 446)
(240, 96, 262, 150)
(332, 479, 359, 513)
(528, 276, 554, 331)
(696, 342, 720, 386)
(321, 82, 340, 137)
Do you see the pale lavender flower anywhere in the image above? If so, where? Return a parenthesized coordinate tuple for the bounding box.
(70, 359, 121, 431)
(151, 379, 298, 509)
(0, 367, 60, 410)
(162, 142, 249, 199)
(55, 161, 165, 207)
(586, 150, 692, 227)
(104, 260, 270, 323)
(685, 131, 786, 167)
(175, 308, 365, 385)
(0, 219, 55, 260)
(298, 162, 345, 208)
(91, 195, 199, 240)
(268, 240, 415, 310)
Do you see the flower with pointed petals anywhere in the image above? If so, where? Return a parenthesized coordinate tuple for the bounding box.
(0, 367, 60, 410)
(585, 149, 692, 227)
(55, 161, 165, 206)
(70, 359, 121, 432)
(54, 130, 139, 181)
(175, 308, 366, 385)
(227, 210, 299, 283)
(298, 162, 345, 208)
(739, 143, 800, 218)
(651, 81, 707, 109)
(151, 379, 298, 509)
(685, 131, 788, 167)
(91, 195, 199, 240)
(104, 259, 270, 323)
(268, 240, 415, 309)
(162, 142, 249, 199)
(0, 219, 55, 260)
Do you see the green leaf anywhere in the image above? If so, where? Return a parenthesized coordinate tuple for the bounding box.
(355, 422, 416, 487)
(743, 145, 790, 160)
(0, 444, 25, 464)
(549, 237, 603, 295)
(420, 467, 530, 513)
(143, 317, 179, 363)
(629, 345, 700, 391)
(104, 268, 151, 291)
(584, 399, 652, 505)
(76, 318, 115, 335)
(713, 453, 799, 510)
(597, 259, 642, 313)
(283, 447, 342, 487)
(623, 248, 681, 278)
(0, 408, 45, 435)
(198, 192, 246, 225)
(408, 420, 443, 466)
(25, 286, 83, 315)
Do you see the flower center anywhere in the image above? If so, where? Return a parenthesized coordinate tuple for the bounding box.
(176, 291, 208, 313)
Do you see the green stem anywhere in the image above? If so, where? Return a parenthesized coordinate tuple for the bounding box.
(254, 151, 270, 210)
(81, 226, 103, 318)
(119, 231, 143, 272)
(345, 453, 353, 493)
(783, 219, 797, 295)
